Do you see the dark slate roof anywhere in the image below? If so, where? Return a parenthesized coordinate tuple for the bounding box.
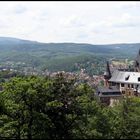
(96, 86, 122, 96)
(97, 86, 120, 93)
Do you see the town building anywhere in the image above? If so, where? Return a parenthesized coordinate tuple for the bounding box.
(109, 70, 140, 96)
(96, 49, 140, 106)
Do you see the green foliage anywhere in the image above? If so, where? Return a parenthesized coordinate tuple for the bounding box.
(1, 74, 140, 139)
(0, 74, 97, 139)
(0, 37, 138, 76)
(42, 54, 107, 76)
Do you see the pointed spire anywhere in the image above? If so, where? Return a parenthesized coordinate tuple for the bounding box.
(104, 61, 111, 80)
(139, 49, 140, 55)
(107, 61, 111, 78)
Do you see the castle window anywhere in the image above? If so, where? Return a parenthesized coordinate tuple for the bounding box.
(138, 77, 140, 82)
(121, 83, 124, 87)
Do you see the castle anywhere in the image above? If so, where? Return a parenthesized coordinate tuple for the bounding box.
(96, 49, 140, 106)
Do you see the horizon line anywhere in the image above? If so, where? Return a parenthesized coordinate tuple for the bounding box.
(0, 36, 140, 45)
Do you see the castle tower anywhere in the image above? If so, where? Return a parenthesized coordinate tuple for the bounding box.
(134, 49, 140, 72)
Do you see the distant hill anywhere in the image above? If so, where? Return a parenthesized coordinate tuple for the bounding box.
(0, 37, 139, 56)
(0, 37, 38, 44)
(0, 37, 139, 74)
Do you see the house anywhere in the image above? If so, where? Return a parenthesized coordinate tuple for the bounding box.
(109, 70, 140, 96)
(96, 49, 140, 106)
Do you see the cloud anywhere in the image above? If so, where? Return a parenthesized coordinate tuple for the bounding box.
(105, 13, 140, 28)
(0, 1, 140, 44)
(117, 2, 140, 9)
(60, 15, 86, 28)
(13, 4, 27, 14)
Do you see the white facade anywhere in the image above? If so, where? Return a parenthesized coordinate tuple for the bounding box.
(109, 70, 140, 95)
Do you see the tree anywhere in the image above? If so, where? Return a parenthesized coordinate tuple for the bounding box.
(0, 73, 99, 139)
(108, 97, 140, 139)
(0, 76, 52, 139)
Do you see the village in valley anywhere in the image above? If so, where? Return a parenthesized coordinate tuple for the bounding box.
(2, 1, 140, 139)
(0, 49, 139, 107)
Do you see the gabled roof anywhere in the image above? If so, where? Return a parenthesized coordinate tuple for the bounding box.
(97, 86, 120, 92)
(109, 70, 140, 84)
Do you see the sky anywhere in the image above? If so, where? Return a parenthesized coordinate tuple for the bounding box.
(0, 1, 140, 44)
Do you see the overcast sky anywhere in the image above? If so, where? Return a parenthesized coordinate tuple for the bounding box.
(0, 1, 140, 44)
